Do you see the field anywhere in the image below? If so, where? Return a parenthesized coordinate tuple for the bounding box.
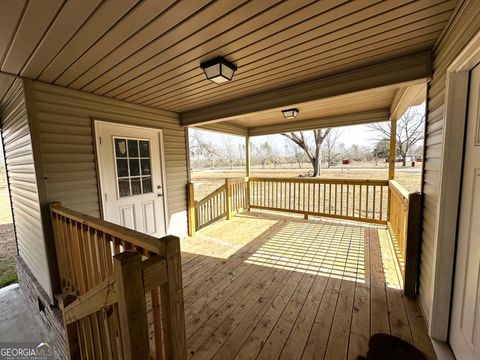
(192, 163, 422, 200)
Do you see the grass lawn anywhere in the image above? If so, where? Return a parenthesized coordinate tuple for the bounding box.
(0, 256, 16, 288)
(0, 191, 16, 288)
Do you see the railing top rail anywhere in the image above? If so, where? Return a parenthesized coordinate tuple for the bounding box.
(226, 177, 248, 184)
(50, 203, 166, 255)
(196, 184, 226, 206)
(248, 176, 389, 185)
(388, 180, 411, 201)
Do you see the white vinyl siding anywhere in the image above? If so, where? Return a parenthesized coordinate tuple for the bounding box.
(0, 79, 53, 298)
(419, 0, 480, 325)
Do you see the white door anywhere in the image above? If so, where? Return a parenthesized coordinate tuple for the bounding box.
(450, 64, 480, 360)
(96, 122, 167, 237)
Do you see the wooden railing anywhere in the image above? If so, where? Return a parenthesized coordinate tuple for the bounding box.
(50, 202, 186, 360)
(187, 177, 248, 234)
(225, 177, 249, 219)
(249, 177, 389, 224)
(387, 181, 422, 297)
(194, 183, 226, 231)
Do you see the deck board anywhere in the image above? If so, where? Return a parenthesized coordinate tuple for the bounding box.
(180, 211, 436, 360)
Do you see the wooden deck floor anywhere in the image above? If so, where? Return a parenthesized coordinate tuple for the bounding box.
(180, 211, 436, 360)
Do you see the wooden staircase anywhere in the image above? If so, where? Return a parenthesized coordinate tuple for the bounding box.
(50, 202, 186, 360)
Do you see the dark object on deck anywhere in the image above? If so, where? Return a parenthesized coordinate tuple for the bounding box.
(357, 333, 428, 360)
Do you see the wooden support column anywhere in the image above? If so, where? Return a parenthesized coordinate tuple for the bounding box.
(389, 118, 397, 180)
(114, 251, 149, 360)
(246, 136, 251, 209)
(187, 183, 195, 236)
(159, 235, 187, 359)
(246, 136, 251, 177)
(387, 118, 397, 221)
(225, 178, 232, 219)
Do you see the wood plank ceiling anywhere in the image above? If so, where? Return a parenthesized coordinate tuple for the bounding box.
(0, 0, 457, 115)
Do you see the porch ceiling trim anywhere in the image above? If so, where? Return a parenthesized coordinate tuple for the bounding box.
(180, 51, 432, 126)
(196, 121, 248, 137)
(390, 82, 427, 120)
(248, 109, 390, 137)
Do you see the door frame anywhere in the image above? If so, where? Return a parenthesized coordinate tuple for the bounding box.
(93, 120, 169, 235)
(430, 29, 480, 342)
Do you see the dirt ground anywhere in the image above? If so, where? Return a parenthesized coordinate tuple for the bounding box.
(192, 163, 422, 200)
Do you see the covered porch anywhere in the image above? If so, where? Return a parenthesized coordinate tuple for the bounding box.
(181, 210, 435, 359)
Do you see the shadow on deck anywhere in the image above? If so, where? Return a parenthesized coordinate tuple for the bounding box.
(180, 210, 435, 360)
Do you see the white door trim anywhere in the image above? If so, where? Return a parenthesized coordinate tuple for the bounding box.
(429, 29, 480, 341)
(93, 120, 169, 234)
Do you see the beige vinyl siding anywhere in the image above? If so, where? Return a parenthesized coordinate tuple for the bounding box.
(29, 80, 188, 237)
(0, 79, 53, 298)
(419, 0, 480, 325)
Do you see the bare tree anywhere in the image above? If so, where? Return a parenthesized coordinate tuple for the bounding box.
(189, 130, 219, 168)
(282, 129, 331, 176)
(222, 138, 236, 169)
(253, 142, 273, 169)
(369, 107, 425, 166)
(284, 140, 305, 168)
(323, 129, 342, 168)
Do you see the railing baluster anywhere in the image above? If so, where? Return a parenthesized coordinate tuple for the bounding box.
(366, 185, 370, 219)
(380, 185, 384, 221)
(359, 185, 363, 218)
(346, 184, 349, 217)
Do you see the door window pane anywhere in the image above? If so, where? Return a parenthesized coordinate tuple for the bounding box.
(114, 137, 155, 198)
(139, 140, 150, 157)
(118, 179, 130, 197)
(116, 159, 128, 177)
(141, 159, 151, 175)
(129, 159, 140, 176)
(131, 177, 142, 195)
(128, 139, 139, 157)
(142, 177, 152, 193)
(115, 139, 127, 157)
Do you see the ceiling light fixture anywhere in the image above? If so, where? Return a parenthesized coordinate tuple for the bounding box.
(200, 57, 237, 84)
(282, 108, 299, 119)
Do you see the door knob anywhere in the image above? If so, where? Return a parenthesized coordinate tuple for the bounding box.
(157, 193, 163, 197)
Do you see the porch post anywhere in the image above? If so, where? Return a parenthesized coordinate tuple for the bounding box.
(187, 183, 195, 236)
(114, 251, 150, 360)
(245, 136, 251, 209)
(387, 118, 397, 221)
(245, 135, 251, 177)
(388, 118, 397, 180)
